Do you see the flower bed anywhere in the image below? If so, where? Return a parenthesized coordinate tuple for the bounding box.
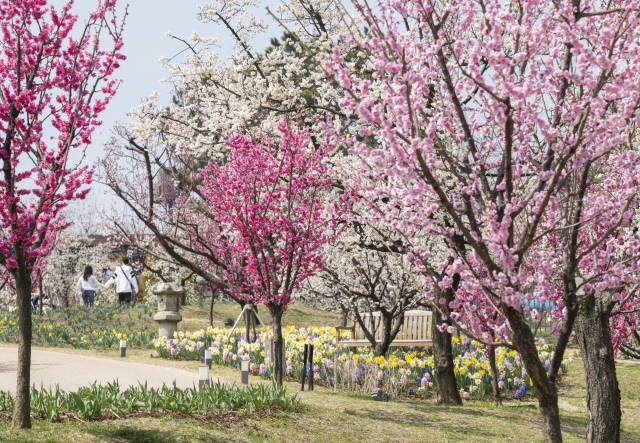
(153, 326, 570, 400)
(0, 304, 157, 350)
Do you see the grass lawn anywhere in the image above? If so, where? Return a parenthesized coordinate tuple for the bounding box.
(1, 350, 640, 443)
(2, 302, 639, 442)
(179, 301, 339, 331)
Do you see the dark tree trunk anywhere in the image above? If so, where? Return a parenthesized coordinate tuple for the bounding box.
(503, 304, 562, 443)
(488, 345, 502, 406)
(431, 311, 462, 405)
(12, 269, 32, 430)
(38, 280, 43, 316)
(267, 303, 284, 387)
(244, 308, 251, 343)
(372, 314, 394, 357)
(574, 294, 620, 443)
(209, 289, 215, 327)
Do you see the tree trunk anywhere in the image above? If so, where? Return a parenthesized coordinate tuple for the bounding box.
(12, 269, 32, 430)
(209, 289, 215, 327)
(267, 303, 284, 387)
(244, 308, 251, 344)
(503, 304, 562, 443)
(574, 294, 620, 443)
(431, 311, 462, 405)
(488, 345, 502, 406)
(38, 280, 43, 316)
(373, 314, 393, 357)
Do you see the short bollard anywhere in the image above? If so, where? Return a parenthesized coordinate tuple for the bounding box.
(119, 339, 127, 358)
(199, 365, 210, 389)
(308, 344, 314, 391)
(204, 349, 212, 369)
(241, 359, 249, 384)
(301, 344, 308, 391)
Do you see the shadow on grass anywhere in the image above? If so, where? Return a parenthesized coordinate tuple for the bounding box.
(88, 428, 178, 443)
(2, 438, 58, 443)
(337, 399, 589, 441)
(88, 424, 249, 443)
(88, 427, 235, 443)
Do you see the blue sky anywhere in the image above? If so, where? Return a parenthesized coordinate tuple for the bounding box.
(50, 0, 282, 205)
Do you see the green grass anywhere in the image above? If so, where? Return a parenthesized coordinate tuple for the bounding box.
(179, 301, 338, 330)
(2, 358, 640, 442)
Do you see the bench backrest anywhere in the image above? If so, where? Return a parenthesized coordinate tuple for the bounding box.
(354, 310, 433, 341)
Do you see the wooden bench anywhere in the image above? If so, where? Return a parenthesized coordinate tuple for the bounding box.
(335, 310, 433, 348)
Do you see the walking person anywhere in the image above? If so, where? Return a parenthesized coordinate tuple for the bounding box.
(105, 257, 138, 305)
(77, 265, 106, 307)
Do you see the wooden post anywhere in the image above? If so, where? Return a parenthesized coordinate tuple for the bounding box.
(301, 344, 308, 391)
(308, 344, 314, 391)
(333, 351, 337, 392)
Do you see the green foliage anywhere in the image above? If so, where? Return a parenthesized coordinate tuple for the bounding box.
(0, 380, 300, 421)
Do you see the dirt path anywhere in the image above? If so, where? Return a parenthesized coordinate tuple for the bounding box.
(0, 346, 220, 393)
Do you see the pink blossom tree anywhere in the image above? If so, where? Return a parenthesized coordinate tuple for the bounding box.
(321, 0, 640, 441)
(199, 122, 332, 386)
(0, 0, 125, 429)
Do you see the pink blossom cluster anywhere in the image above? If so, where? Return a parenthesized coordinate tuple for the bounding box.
(197, 122, 333, 307)
(0, 0, 125, 274)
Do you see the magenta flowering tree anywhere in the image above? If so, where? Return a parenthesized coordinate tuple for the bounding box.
(199, 122, 332, 386)
(0, 0, 125, 429)
(320, 0, 640, 441)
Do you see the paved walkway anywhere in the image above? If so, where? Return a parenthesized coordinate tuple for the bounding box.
(0, 347, 218, 393)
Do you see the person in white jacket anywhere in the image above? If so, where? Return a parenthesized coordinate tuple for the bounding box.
(77, 265, 106, 307)
(104, 257, 138, 304)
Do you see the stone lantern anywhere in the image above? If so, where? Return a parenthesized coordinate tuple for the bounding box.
(195, 276, 213, 299)
(153, 283, 184, 339)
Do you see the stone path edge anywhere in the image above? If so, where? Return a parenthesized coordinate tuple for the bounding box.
(0, 343, 201, 374)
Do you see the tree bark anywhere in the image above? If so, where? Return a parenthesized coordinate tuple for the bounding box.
(38, 279, 43, 316)
(244, 308, 251, 344)
(372, 314, 394, 357)
(431, 311, 462, 405)
(12, 269, 32, 430)
(488, 345, 502, 406)
(209, 289, 215, 327)
(267, 303, 284, 387)
(574, 294, 620, 443)
(503, 304, 562, 443)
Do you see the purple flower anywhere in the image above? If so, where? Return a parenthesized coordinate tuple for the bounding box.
(408, 387, 414, 393)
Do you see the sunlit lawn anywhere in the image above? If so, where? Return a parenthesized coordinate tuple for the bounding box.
(2, 352, 640, 442)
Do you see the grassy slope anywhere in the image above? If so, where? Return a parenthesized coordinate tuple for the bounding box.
(1, 349, 639, 442)
(2, 303, 640, 442)
(180, 301, 339, 331)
